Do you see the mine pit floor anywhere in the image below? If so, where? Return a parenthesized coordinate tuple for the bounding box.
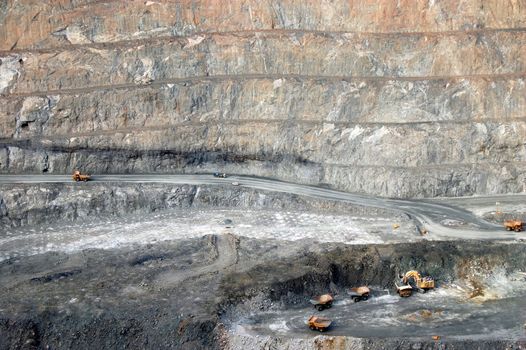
(230, 276, 526, 340)
(0, 207, 418, 263)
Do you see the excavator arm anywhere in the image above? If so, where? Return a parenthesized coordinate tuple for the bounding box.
(402, 270, 421, 284)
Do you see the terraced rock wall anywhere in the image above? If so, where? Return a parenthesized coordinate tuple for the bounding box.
(1, 1, 525, 197)
(0, 182, 407, 228)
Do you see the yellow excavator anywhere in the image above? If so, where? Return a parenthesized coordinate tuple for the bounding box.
(396, 270, 435, 297)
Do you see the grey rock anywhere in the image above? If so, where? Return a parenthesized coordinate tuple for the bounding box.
(0, 55, 21, 94)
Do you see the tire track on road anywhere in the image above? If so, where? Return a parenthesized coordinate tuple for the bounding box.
(154, 232, 238, 288)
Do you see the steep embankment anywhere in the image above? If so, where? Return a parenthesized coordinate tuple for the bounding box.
(1, 1, 525, 197)
(0, 182, 407, 228)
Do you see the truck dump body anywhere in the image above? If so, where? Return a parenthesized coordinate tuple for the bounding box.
(309, 294, 333, 310)
(307, 316, 332, 331)
(72, 171, 90, 182)
(504, 220, 523, 232)
(349, 286, 370, 302)
(396, 284, 413, 297)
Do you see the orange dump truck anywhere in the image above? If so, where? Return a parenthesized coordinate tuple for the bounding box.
(396, 284, 414, 297)
(504, 220, 523, 232)
(72, 170, 90, 182)
(307, 316, 332, 332)
(309, 294, 333, 311)
(349, 286, 370, 302)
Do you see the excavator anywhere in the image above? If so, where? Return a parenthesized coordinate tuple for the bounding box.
(396, 270, 435, 297)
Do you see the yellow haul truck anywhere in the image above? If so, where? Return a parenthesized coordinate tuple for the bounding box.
(72, 170, 91, 182)
(307, 316, 332, 332)
(504, 220, 523, 232)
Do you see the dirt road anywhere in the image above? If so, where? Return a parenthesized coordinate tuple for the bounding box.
(0, 174, 524, 241)
(155, 232, 238, 288)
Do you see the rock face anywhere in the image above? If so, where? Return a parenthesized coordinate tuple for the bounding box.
(1, 1, 525, 197)
(0, 182, 406, 228)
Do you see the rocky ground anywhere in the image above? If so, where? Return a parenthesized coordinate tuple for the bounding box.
(1, 1, 526, 349)
(1, 182, 526, 349)
(2, 233, 526, 350)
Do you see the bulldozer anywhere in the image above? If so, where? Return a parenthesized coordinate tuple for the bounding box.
(504, 220, 523, 232)
(72, 170, 90, 182)
(396, 270, 435, 297)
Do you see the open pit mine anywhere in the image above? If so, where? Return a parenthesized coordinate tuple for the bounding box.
(1, 1, 526, 349)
